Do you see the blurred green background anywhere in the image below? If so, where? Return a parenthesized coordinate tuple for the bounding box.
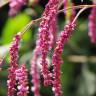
(0, 0, 96, 96)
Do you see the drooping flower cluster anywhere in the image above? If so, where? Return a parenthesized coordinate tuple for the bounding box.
(52, 23, 76, 96)
(15, 64, 28, 96)
(38, 0, 59, 86)
(48, 12, 58, 49)
(7, 33, 21, 96)
(30, 45, 40, 96)
(88, 1, 96, 43)
(9, 0, 27, 16)
(30, 0, 76, 95)
(5, 0, 90, 96)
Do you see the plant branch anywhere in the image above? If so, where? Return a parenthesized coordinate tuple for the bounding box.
(19, 4, 96, 36)
(58, 4, 96, 13)
(72, 6, 88, 24)
(20, 18, 42, 36)
(1, 4, 96, 63)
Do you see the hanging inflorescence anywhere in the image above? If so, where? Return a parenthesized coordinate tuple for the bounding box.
(88, 0, 96, 43)
(7, 33, 21, 96)
(15, 64, 28, 96)
(38, 0, 59, 86)
(30, 44, 40, 96)
(7, 33, 28, 96)
(1, 0, 95, 96)
(52, 23, 76, 96)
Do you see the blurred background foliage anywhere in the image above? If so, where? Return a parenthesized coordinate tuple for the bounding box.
(0, 0, 96, 96)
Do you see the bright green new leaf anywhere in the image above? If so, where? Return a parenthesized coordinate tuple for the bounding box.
(2, 12, 32, 44)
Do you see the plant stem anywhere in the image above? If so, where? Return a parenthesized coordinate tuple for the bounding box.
(20, 18, 42, 36)
(19, 4, 96, 36)
(72, 6, 88, 24)
(59, 4, 96, 14)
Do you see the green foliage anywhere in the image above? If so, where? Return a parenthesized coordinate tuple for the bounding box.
(2, 12, 32, 44)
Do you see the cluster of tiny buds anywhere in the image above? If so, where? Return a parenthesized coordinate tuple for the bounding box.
(9, 32, 21, 67)
(15, 64, 29, 96)
(88, 1, 96, 43)
(7, 33, 21, 96)
(38, 0, 59, 87)
(52, 23, 76, 96)
(31, 46, 40, 96)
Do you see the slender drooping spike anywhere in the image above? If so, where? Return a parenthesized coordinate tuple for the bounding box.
(38, 0, 59, 86)
(52, 23, 76, 96)
(15, 64, 28, 96)
(88, 1, 96, 43)
(49, 13, 58, 49)
(7, 33, 21, 96)
(9, 0, 27, 16)
(30, 45, 40, 96)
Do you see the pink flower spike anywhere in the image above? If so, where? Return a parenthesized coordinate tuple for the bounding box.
(48, 13, 58, 49)
(52, 23, 76, 96)
(7, 33, 21, 96)
(15, 64, 28, 96)
(88, 1, 96, 43)
(38, 0, 59, 86)
(30, 46, 40, 96)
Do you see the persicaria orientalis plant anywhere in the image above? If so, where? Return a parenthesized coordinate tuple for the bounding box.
(0, 0, 96, 96)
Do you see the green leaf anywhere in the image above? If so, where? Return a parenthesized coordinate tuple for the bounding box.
(2, 12, 32, 44)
